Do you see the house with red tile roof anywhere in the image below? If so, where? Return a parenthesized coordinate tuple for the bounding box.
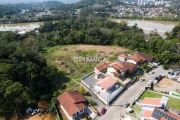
(94, 61, 110, 73)
(57, 89, 88, 120)
(126, 52, 154, 65)
(141, 96, 169, 111)
(141, 107, 180, 120)
(107, 61, 137, 78)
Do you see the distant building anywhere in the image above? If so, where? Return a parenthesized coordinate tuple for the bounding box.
(138, 0, 147, 5)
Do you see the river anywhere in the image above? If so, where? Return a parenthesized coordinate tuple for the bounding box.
(112, 19, 180, 38)
(0, 22, 44, 31)
(0, 20, 179, 38)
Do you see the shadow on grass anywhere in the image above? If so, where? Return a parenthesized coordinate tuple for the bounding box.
(39, 48, 47, 53)
(53, 71, 71, 90)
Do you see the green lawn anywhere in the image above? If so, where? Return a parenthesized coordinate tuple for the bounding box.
(132, 104, 141, 113)
(128, 104, 141, 118)
(140, 91, 162, 100)
(140, 91, 180, 110)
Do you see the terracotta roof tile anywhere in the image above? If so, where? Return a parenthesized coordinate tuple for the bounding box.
(109, 62, 136, 73)
(122, 62, 137, 72)
(57, 89, 87, 116)
(120, 54, 127, 58)
(96, 76, 117, 90)
(95, 61, 110, 71)
(127, 52, 153, 63)
(142, 98, 162, 106)
(137, 52, 154, 62)
(113, 72, 121, 77)
(142, 110, 153, 118)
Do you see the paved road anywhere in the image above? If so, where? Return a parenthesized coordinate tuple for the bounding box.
(97, 66, 169, 120)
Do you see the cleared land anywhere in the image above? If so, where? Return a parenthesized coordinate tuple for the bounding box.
(154, 78, 180, 92)
(44, 45, 131, 92)
(156, 78, 174, 88)
(140, 91, 180, 110)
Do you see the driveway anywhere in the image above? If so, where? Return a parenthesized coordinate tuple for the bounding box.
(97, 66, 169, 120)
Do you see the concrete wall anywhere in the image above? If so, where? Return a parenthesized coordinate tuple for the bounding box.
(142, 105, 156, 111)
(108, 87, 125, 104)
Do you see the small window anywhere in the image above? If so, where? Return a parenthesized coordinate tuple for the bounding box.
(73, 113, 77, 117)
(79, 109, 84, 113)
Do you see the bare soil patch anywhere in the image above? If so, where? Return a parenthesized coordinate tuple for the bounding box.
(78, 45, 127, 54)
(28, 113, 56, 120)
(155, 78, 175, 88)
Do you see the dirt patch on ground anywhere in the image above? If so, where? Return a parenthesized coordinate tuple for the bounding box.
(78, 45, 127, 54)
(28, 113, 56, 120)
(155, 78, 175, 88)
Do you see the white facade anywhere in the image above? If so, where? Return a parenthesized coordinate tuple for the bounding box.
(141, 104, 160, 111)
(94, 67, 99, 73)
(107, 66, 116, 73)
(60, 104, 85, 120)
(118, 56, 126, 62)
(126, 59, 137, 65)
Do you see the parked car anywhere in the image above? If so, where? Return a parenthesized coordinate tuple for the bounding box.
(168, 72, 171, 74)
(140, 78, 145, 82)
(158, 75, 164, 80)
(124, 102, 130, 108)
(150, 71, 154, 74)
(101, 107, 106, 115)
(31, 111, 36, 116)
(154, 77, 159, 80)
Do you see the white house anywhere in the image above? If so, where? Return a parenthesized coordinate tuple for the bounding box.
(140, 96, 170, 120)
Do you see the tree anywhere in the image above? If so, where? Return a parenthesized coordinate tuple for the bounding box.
(78, 87, 86, 95)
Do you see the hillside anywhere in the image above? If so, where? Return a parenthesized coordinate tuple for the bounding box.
(0, 5, 20, 15)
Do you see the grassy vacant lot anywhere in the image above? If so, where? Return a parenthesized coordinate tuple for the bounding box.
(44, 45, 131, 92)
(140, 91, 180, 110)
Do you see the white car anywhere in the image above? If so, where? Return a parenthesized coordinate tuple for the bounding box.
(150, 71, 154, 74)
(140, 78, 145, 82)
(31, 111, 36, 116)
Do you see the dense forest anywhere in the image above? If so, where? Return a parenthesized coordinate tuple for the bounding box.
(4, 1, 64, 10)
(0, 5, 20, 16)
(0, 32, 59, 118)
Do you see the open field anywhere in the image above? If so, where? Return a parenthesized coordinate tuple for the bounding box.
(44, 45, 131, 92)
(140, 91, 180, 110)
